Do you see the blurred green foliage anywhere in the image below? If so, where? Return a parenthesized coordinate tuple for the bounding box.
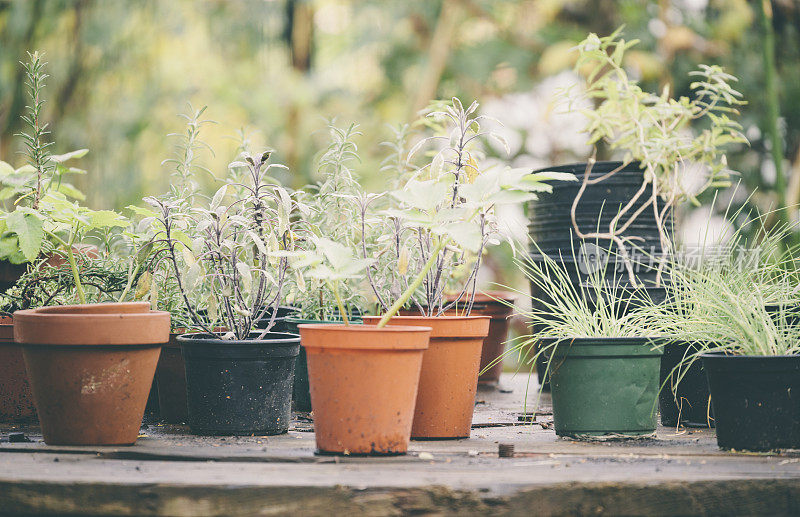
(1, 0, 799, 229)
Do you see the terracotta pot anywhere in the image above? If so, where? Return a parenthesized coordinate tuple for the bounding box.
(298, 324, 430, 455)
(362, 315, 490, 439)
(0, 316, 36, 422)
(14, 302, 170, 445)
(446, 292, 516, 385)
(155, 333, 188, 424)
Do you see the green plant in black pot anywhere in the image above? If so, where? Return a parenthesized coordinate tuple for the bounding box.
(145, 148, 306, 436)
(531, 28, 747, 288)
(646, 215, 800, 451)
(511, 246, 664, 440)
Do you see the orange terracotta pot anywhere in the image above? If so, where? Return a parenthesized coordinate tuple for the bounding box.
(0, 316, 36, 422)
(362, 315, 490, 439)
(444, 292, 517, 385)
(14, 302, 170, 445)
(298, 324, 430, 455)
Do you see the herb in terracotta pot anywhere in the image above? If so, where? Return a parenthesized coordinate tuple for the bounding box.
(5, 53, 170, 446)
(146, 149, 305, 436)
(297, 236, 431, 456)
(359, 98, 570, 439)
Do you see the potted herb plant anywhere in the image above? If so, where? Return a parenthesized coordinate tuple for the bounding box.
(146, 147, 304, 436)
(283, 122, 367, 412)
(648, 216, 800, 450)
(361, 98, 568, 439)
(514, 248, 663, 439)
(3, 53, 169, 445)
(529, 28, 746, 290)
(297, 237, 431, 455)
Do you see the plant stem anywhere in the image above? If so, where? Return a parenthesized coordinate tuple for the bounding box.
(117, 261, 140, 303)
(326, 279, 349, 325)
(45, 228, 86, 304)
(378, 236, 449, 328)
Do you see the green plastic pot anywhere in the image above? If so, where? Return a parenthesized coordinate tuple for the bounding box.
(285, 316, 362, 412)
(545, 337, 663, 439)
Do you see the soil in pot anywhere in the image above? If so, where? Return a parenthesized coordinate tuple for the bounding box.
(546, 337, 663, 439)
(178, 332, 300, 436)
(0, 317, 36, 423)
(298, 323, 430, 455)
(362, 315, 490, 439)
(702, 353, 799, 451)
(445, 292, 516, 387)
(285, 316, 363, 413)
(13, 302, 170, 445)
(659, 341, 713, 428)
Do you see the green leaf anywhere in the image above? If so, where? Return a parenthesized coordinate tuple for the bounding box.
(0, 161, 15, 177)
(6, 208, 44, 262)
(443, 221, 482, 253)
(88, 210, 128, 230)
(50, 149, 89, 163)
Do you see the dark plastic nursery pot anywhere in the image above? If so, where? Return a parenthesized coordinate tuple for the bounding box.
(0, 317, 36, 423)
(178, 331, 300, 436)
(254, 305, 300, 333)
(545, 337, 663, 439)
(285, 316, 362, 413)
(702, 352, 799, 451)
(155, 333, 189, 424)
(659, 341, 713, 428)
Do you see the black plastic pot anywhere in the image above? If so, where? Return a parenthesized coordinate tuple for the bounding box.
(254, 305, 299, 333)
(659, 342, 713, 428)
(178, 332, 300, 436)
(528, 161, 672, 258)
(285, 312, 363, 412)
(702, 352, 800, 451)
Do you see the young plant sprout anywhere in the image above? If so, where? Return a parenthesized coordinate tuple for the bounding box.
(145, 150, 305, 339)
(564, 28, 747, 286)
(360, 98, 572, 326)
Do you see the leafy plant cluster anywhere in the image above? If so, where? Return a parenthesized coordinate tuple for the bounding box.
(565, 29, 748, 285)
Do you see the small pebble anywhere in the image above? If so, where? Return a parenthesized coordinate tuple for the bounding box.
(418, 452, 434, 460)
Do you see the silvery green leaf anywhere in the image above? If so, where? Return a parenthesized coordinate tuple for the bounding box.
(210, 185, 228, 211)
(444, 221, 483, 253)
(236, 262, 252, 292)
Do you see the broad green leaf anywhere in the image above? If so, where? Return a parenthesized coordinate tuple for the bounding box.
(443, 221, 482, 253)
(88, 210, 128, 230)
(6, 208, 44, 262)
(0, 161, 15, 177)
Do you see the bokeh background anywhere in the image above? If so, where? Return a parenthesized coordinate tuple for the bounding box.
(1, 0, 799, 295)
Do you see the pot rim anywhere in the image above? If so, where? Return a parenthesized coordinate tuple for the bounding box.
(361, 315, 490, 339)
(700, 351, 800, 360)
(539, 336, 665, 345)
(14, 302, 170, 346)
(298, 323, 431, 351)
(298, 323, 431, 333)
(177, 331, 301, 346)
